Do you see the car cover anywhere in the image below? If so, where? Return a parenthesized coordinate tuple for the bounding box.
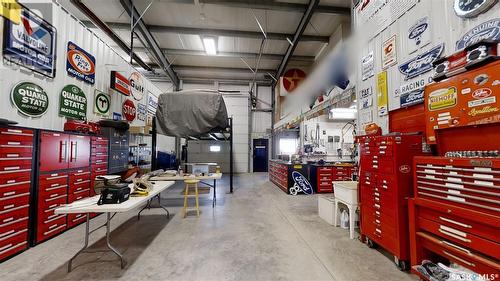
(155, 89, 229, 137)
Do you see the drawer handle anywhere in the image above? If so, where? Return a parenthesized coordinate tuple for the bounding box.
(374, 192, 380, 196)
(0, 180, 30, 188)
(4, 191, 16, 196)
(442, 251, 475, 267)
(74, 180, 91, 185)
(4, 166, 20, 171)
(373, 165, 379, 169)
(441, 240, 471, 255)
(375, 211, 380, 215)
(365, 181, 371, 185)
(374, 204, 380, 209)
(44, 224, 66, 235)
(439, 217, 472, 229)
(438, 229, 471, 243)
(3, 204, 15, 210)
(375, 219, 380, 224)
(46, 175, 67, 180)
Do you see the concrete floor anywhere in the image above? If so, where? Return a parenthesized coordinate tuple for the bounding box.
(0, 173, 416, 281)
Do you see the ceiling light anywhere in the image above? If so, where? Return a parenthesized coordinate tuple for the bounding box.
(202, 37, 217, 55)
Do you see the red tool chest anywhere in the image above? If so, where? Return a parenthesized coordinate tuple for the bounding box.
(90, 136, 108, 197)
(309, 164, 355, 193)
(359, 134, 427, 270)
(0, 127, 34, 261)
(409, 156, 500, 276)
(269, 160, 288, 193)
(35, 131, 91, 244)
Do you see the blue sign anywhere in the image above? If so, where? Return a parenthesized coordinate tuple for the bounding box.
(408, 18, 428, 45)
(292, 171, 313, 195)
(456, 18, 500, 50)
(400, 90, 424, 107)
(113, 112, 122, 121)
(3, 5, 57, 78)
(399, 43, 444, 80)
(66, 41, 96, 84)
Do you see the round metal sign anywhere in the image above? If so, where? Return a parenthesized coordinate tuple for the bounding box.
(129, 72, 145, 101)
(454, 0, 498, 18)
(11, 81, 49, 117)
(122, 99, 136, 122)
(94, 90, 111, 115)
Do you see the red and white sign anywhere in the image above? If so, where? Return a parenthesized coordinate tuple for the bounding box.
(111, 71, 130, 96)
(382, 35, 397, 69)
(472, 88, 492, 99)
(282, 68, 306, 93)
(122, 99, 136, 122)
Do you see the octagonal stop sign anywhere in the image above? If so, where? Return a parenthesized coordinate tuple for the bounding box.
(122, 99, 136, 122)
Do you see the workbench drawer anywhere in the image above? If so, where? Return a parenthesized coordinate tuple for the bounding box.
(68, 213, 86, 228)
(37, 215, 67, 242)
(37, 193, 67, 212)
(0, 160, 32, 174)
(39, 173, 68, 188)
(0, 128, 34, 143)
(418, 216, 499, 259)
(68, 188, 89, 203)
(0, 195, 29, 214)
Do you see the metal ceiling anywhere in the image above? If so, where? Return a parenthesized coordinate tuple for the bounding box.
(60, 0, 351, 85)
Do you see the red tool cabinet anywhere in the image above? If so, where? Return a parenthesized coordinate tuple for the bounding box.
(269, 160, 289, 193)
(358, 134, 427, 270)
(35, 131, 91, 244)
(309, 164, 355, 193)
(90, 136, 109, 197)
(409, 156, 500, 276)
(0, 127, 34, 261)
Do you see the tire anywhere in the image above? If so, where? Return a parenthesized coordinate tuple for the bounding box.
(397, 260, 409, 271)
(366, 238, 376, 248)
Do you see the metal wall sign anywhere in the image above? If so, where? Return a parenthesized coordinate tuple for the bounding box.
(129, 72, 145, 100)
(10, 81, 49, 117)
(93, 89, 110, 117)
(456, 18, 500, 50)
(137, 103, 146, 121)
(376, 71, 388, 116)
(66, 41, 96, 85)
(122, 99, 136, 122)
(382, 35, 397, 69)
(407, 17, 431, 54)
(113, 112, 122, 121)
(398, 43, 444, 80)
(454, 0, 498, 18)
(400, 90, 424, 107)
(290, 171, 313, 195)
(147, 93, 158, 114)
(110, 71, 130, 96)
(361, 51, 374, 81)
(360, 87, 373, 109)
(3, 4, 57, 78)
(59, 85, 87, 120)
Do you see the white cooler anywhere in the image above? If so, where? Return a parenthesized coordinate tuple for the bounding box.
(318, 195, 335, 225)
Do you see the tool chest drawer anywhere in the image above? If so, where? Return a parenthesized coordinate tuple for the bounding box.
(0, 219, 28, 243)
(0, 159, 32, 174)
(68, 188, 90, 203)
(0, 172, 31, 189)
(0, 230, 28, 261)
(0, 195, 30, 213)
(0, 207, 28, 229)
(0, 146, 33, 159)
(0, 128, 34, 143)
(39, 173, 68, 187)
(417, 231, 500, 275)
(68, 213, 86, 228)
(36, 216, 67, 242)
(92, 163, 108, 173)
(0, 183, 30, 199)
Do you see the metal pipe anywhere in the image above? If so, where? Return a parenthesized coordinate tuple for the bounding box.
(70, 0, 152, 71)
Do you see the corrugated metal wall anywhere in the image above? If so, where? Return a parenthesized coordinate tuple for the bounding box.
(354, 0, 500, 133)
(0, 2, 163, 131)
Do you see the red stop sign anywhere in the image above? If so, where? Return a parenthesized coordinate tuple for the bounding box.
(122, 99, 136, 122)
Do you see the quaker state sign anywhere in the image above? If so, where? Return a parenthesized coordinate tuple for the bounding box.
(11, 81, 49, 117)
(59, 85, 87, 120)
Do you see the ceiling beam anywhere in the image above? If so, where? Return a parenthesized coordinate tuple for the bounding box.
(119, 0, 180, 88)
(82, 21, 330, 42)
(166, 0, 350, 15)
(172, 65, 275, 73)
(274, 0, 319, 85)
(132, 47, 315, 62)
(146, 76, 272, 86)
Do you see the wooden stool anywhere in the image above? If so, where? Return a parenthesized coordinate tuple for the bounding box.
(183, 179, 200, 217)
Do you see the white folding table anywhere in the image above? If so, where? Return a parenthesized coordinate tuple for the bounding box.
(55, 181, 175, 272)
(150, 173, 222, 207)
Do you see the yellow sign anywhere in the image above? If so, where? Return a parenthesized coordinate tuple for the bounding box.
(429, 87, 457, 111)
(0, 0, 21, 24)
(468, 106, 499, 117)
(376, 71, 388, 116)
(293, 165, 302, 169)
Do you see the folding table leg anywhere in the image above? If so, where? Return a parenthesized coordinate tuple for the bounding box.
(157, 194, 170, 218)
(212, 179, 216, 208)
(106, 212, 125, 268)
(68, 213, 90, 272)
(137, 199, 152, 220)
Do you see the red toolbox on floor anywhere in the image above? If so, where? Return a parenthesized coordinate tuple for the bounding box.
(0, 127, 35, 261)
(409, 156, 500, 276)
(34, 131, 91, 244)
(359, 134, 428, 270)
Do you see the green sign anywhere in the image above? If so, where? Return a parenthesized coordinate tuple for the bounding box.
(59, 84, 87, 119)
(94, 89, 110, 116)
(11, 81, 49, 117)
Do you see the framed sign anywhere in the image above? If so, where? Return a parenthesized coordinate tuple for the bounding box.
(399, 44, 444, 80)
(110, 71, 130, 96)
(376, 71, 388, 116)
(66, 41, 95, 84)
(94, 89, 110, 117)
(59, 85, 87, 120)
(456, 18, 500, 50)
(147, 93, 158, 114)
(137, 103, 147, 121)
(361, 51, 374, 81)
(3, 4, 57, 78)
(382, 35, 397, 69)
(11, 81, 49, 117)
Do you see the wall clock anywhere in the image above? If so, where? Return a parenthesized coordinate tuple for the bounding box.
(454, 0, 498, 18)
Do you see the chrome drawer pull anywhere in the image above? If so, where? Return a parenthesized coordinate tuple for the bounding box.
(442, 251, 475, 267)
(438, 229, 471, 243)
(439, 217, 472, 229)
(43, 224, 66, 235)
(441, 240, 471, 255)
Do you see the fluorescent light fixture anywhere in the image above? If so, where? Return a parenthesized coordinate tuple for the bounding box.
(210, 145, 221, 152)
(329, 108, 357, 120)
(202, 37, 217, 55)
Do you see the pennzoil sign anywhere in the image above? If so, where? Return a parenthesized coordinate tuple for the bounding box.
(66, 41, 95, 84)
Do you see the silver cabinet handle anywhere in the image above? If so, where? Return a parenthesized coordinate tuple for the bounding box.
(439, 216, 472, 228)
(442, 251, 475, 267)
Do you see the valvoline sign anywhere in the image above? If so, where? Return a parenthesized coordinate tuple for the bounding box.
(292, 171, 313, 195)
(66, 41, 96, 84)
